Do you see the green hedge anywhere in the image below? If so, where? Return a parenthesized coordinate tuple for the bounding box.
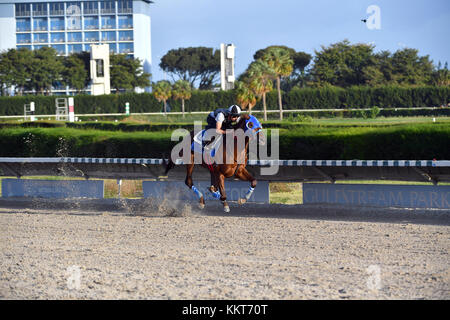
(0, 86, 448, 116)
(1, 123, 449, 160)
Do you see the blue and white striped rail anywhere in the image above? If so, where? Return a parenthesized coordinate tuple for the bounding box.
(0, 157, 449, 167)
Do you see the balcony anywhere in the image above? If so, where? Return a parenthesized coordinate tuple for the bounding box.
(17, 27, 32, 32)
(84, 9, 99, 15)
(118, 24, 133, 29)
(33, 26, 48, 32)
(16, 11, 31, 17)
(101, 9, 115, 14)
(49, 10, 65, 16)
(118, 8, 132, 14)
(33, 11, 48, 17)
(85, 25, 99, 30)
(17, 39, 32, 44)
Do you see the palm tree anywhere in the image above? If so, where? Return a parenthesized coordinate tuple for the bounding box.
(172, 80, 192, 118)
(235, 81, 257, 114)
(262, 48, 293, 120)
(152, 80, 172, 113)
(247, 59, 275, 121)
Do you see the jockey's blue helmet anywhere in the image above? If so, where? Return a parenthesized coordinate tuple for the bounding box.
(228, 105, 241, 117)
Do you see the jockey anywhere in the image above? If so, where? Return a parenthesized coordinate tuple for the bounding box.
(205, 105, 241, 134)
(203, 105, 241, 151)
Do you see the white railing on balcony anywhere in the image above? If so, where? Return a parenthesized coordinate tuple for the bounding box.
(84, 9, 99, 15)
(50, 10, 65, 16)
(16, 11, 31, 17)
(33, 11, 48, 17)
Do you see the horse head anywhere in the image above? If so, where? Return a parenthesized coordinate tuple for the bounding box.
(239, 114, 266, 146)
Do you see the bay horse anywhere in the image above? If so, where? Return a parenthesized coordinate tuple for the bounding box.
(164, 114, 265, 212)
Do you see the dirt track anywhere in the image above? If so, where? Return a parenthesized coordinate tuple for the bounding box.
(0, 199, 449, 300)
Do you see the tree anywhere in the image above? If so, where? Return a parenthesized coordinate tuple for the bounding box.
(152, 80, 172, 113)
(62, 54, 88, 93)
(432, 62, 450, 87)
(390, 48, 434, 85)
(110, 53, 151, 92)
(254, 45, 311, 90)
(159, 47, 220, 89)
(235, 81, 257, 114)
(261, 47, 293, 120)
(172, 79, 192, 117)
(311, 40, 375, 87)
(0, 48, 34, 95)
(246, 59, 275, 121)
(28, 47, 64, 95)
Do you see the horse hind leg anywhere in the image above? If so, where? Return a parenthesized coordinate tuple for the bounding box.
(185, 156, 205, 209)
(217, 173, 230, 213)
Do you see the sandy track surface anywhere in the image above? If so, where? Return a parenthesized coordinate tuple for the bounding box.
(0, 199, 449, 300)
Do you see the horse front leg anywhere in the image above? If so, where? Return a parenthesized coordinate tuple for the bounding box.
(185, 154, 205, 209)
(235, 167, 257, 205)
(217, 173, 230, 213)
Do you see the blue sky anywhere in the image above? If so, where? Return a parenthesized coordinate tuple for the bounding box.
(149, 0, 450, 83)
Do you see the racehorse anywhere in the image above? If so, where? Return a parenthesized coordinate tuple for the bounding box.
(164, 114, 265, 212)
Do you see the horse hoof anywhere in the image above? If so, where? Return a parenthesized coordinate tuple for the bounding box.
(198, 202, 205, 209)
(238, 198, 247, 205)
(224, 206, 230, 213)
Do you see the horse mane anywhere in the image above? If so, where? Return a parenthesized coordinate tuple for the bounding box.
(234, 114, 250, 129)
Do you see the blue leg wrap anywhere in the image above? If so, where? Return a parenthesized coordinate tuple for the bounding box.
(245, 186, 255, 200)
(192, 185, 203, 199)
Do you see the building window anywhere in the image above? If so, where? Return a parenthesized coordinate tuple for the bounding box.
(101, 31, 116, 41)
(101, 16, 116, 29)
(17, 33, 32, 44)
(50, 17, 65, 31)
(15, 3, 31, 17)
(51, 33, 65, 43)
(49, 2, 64, 16)
(101, 1, 115, 15)
(119, 42, 133, 54)
(68, 44, 83, 53)
(85, 31, 100, 42)
(32, 3, 48, 17)
(33, 33, 48, 44)
(118, 0, 132, 14)
(16, 18, 31, 32)
(108, 43, 117, 53)
(33, 18, 48, 31)
(118, 31, 133, 41)
(67, 32, 82, 42)
(118, 15, 132, 29)
(84, 1, 99, 15)
(84, 16, 99, 30)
